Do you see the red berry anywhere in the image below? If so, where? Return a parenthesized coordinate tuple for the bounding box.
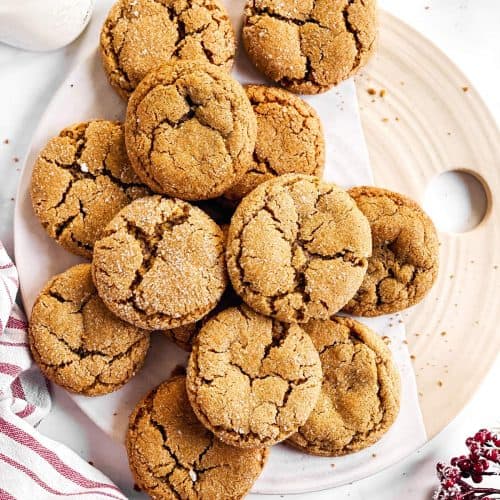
(471, 472, 483, 483)
(458, 459, 472, 471)
(451, 457, 458, 466)
(475, 431, 486, 444)
(479, 458, 489, 470)
(443, 479, 456, 489)
(461, 471, 470, 478)
(466, 437, 474, 447)
(473, 462, 484, 474)
(486, 449, 498, 461)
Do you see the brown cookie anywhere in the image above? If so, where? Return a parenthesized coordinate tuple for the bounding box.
(125, 61, 257, 200)
(92, 196, 227, 331)
(226, 174, 372, 323)
(186, 305, 323, 448)
(100, 0, 236, 100)
(224, 85, 325, 200)
(29, 264, 150, 396)
(344, 186, 440, 316)
(242, 0, 377, 94)
(30, 120, 150, 259)
(287, 316, 400, 456)
(127, 376, 269, 499)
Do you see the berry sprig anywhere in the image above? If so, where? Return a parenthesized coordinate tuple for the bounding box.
(434, 429, 500, 499)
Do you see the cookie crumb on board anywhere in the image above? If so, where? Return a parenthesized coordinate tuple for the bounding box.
(462, 86, 469, 92)
(3, 139, 9, 144)
(367, 88, 377, 95)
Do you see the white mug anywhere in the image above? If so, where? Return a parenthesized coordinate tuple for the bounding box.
(0, 0, 95, 51)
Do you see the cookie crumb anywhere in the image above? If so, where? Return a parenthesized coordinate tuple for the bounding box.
(440, 331, 447, 337)
(379, 89, 386, 98)
(3, 139, 9, 144)
(113, 412, 117, 416)
(410, 354, 416, 360)
(449, 274, 454, 279)
(88, 460, 94, 466)
(437, 380, 443, 387)
(402, 340, 408, 345)
(330, 463, 336, 468)
(395, 117, 400, 121)
(381, 117, 389, 123)
(462, 86, 469, 92)
(70, 83, 74, 88)
(13, 157, 19, 163)
(372, 453, 377, 458)
(367, 88, 377, 95)
(382, 335, 391, 345)
(425, 6, 430, 10)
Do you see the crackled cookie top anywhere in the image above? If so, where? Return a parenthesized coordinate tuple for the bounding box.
(29, 264, 149, 396)
(186, 305, 322, 448)
(127, 377, 268, 499)
(344, 186, 439, 316)
(287, 316, 400, 456)
(224, 85, 325, 200)
(242, 0, 377, 94)
(30, 120, 150, 259)
(125, 61, 257, 200)
(92, 196, 227, 330)
(226, 174, 372, 323)
(100, 0, 236, 100)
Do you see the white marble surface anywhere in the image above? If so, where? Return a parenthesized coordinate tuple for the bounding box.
(1, 1, 499, 498)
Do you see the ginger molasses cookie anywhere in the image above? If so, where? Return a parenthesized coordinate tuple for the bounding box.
(92, 196, 227, 330)
(100, 0, 236, 100)
(31, 121, 150, 259)
(242, 0, 377, 94)
(224, 85, 325, 200)
(186, 305, 323, 448)
(226, 174, 372, 323)
(127, 377, 268, 499)
(344, 186, 439, 316)
(29, 264, 149, 396)
(125, 61, 257, 200)
(288, 316, 400, 456)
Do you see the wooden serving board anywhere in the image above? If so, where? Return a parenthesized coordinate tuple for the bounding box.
(355, 11, 500, 438)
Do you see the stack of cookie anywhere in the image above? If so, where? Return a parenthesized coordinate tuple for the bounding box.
(27, 0, 440, 498)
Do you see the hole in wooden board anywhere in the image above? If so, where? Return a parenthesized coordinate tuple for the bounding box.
(423, 170, 490, 233)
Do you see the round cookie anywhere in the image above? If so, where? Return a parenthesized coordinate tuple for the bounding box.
(287, 316, 400, 456)
(92, 195, 227, 330)
(186, 305, 323, 448)
(127, 376, 268, 499)
(125, 61, 257, 200)
(242, 0, 377, 94)
(224, 85, 325, 200)
(344, 186, 440, 316)
(31, 120, 150, 259)
(100, 0, 236, 100)
(29, 264, 150, 396)
(226, 174, 372, 323)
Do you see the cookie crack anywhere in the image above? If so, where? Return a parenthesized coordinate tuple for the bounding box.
(342, 0, 363, 73)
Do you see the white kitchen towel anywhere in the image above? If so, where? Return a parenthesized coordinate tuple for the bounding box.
(0, 241, 125, 499)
